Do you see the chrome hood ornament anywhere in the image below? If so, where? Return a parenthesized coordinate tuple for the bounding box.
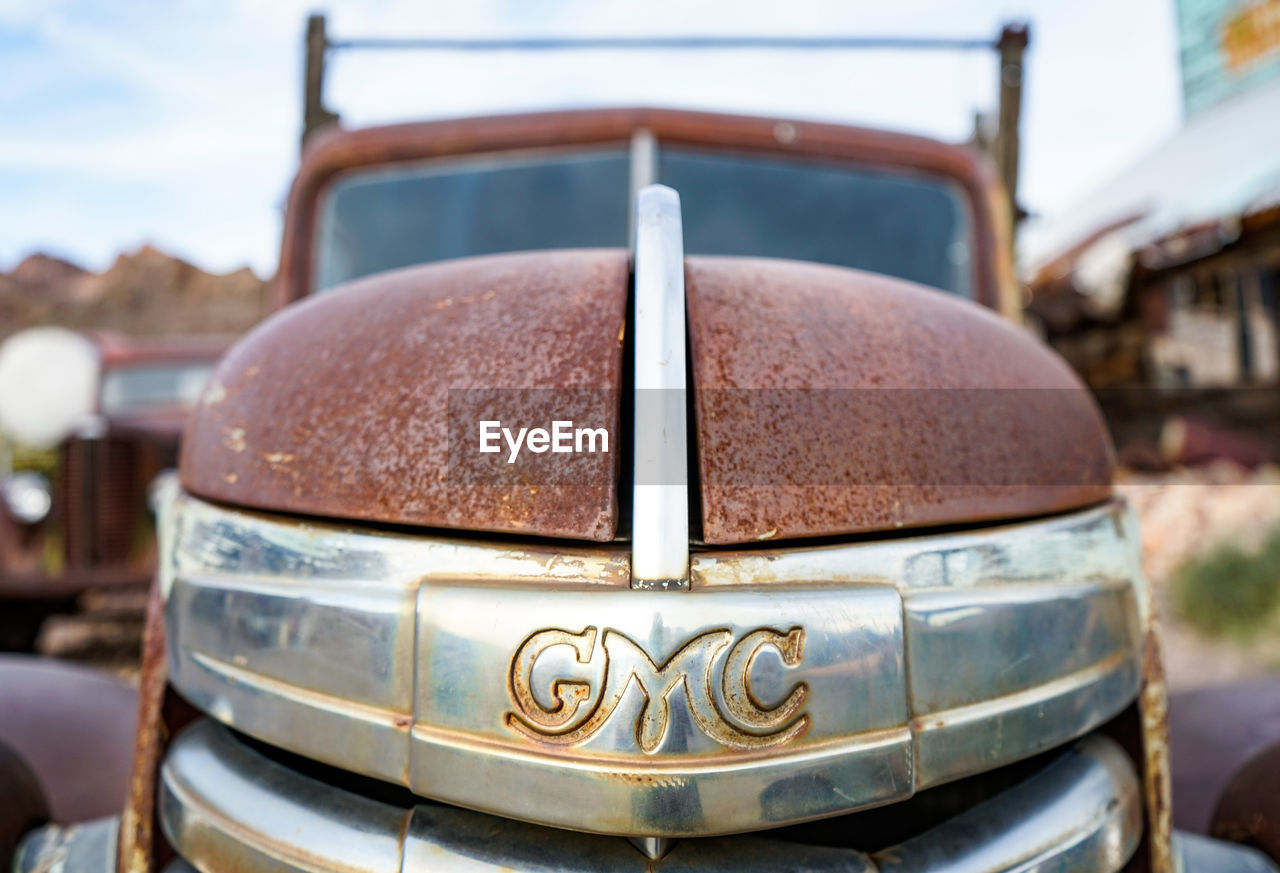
(631, 183, 690, 590)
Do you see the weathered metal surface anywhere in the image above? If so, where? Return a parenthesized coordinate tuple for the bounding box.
(1176, 832, 1280, 872)
(1211, 741, 1280, 863)
(179, 250, 629, 542)
(159, 720, 1144, 872)
(414, 583, 911, 836)
(73, 331, 227, 450)
(154, 825, 1280, 873)
(160, 489, 628, 788)
(1170, 679, 1280, 837)
(0, 736, 47, 867)
(871, 735, 1139, 872)
(685, 256, 1114, 545)
(161, 489, 1141, 837)
(117, 584, 167, 873)
(1139, 612, 1176, 873)
(278, 107, 1009, 313)
(114, 551, 201, 873)
(1102, 496, 1176, 873)
(0, 656, 136, 825)
(13, 817, 119, 873)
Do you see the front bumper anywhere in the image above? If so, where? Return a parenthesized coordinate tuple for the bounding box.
(15, 720, 1277, 873)
(160, 721, 1139, 872)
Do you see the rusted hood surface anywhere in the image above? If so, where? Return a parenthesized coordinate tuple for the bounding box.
(686, 257, 1113, 545)
(180, 250, 629, 542)
(183, 250, 1111, 546)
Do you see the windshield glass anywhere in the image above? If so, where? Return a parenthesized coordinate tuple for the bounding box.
(100, 363, 215, 417)
(316, 148, 632, 291)
(313, 142, 974, 298)
(660, 148, 972, 297)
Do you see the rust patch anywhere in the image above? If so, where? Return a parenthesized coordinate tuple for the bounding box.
(1140, 618, 1175, 872)
(202, 382, 226, 406)
(221, 427, 246, 453)
(600, 772, 688, 789)
(116, 585, 165, 873)
(117, 587, 207, 873)
(685, 257, 1115, 545)
(181, 250, 628, 542)
(261, 452, 296, 473)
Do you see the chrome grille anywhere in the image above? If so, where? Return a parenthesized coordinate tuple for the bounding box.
(158, 487, 1143, 838)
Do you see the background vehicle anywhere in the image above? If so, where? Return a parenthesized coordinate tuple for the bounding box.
(0, 330, 226, 657)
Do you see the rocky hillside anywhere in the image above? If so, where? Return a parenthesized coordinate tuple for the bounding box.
(0, 247, 270, 340)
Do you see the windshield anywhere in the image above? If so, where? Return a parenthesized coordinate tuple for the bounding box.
(660, 148, 971, 297)
(314, 143, 974, 297)
(316, 148, 632, 291)
(100, 363, 215, 417)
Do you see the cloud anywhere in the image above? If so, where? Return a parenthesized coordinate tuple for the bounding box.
(0, 0, 1180, 275)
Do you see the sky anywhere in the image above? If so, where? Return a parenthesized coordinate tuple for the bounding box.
(0, 0, 1182, 278)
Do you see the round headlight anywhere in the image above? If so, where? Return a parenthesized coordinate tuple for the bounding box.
(0, 327, 101, 448)
(2, 471, 51, 525)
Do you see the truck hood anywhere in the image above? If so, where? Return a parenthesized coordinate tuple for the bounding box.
(179, 249, 1111, 543)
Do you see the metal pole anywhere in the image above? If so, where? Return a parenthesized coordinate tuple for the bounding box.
(307, 23, 1023, 194)
(328, 35, 996, 52)
(994, 23, 1028, 236)
(303, 14, 339, 149)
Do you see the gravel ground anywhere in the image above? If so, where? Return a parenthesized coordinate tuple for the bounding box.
(1119, 462, 1280, 691)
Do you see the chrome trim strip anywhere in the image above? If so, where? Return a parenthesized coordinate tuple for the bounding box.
(159, 720, 1143, 873)
(875, 732, 1141, 872)
(163, 490, 1143, 837)
(631, 183, 689, 589)
(627, 127, 657, 255)
(12, 818, 118, 873)
(1175, 831, 1280, 873)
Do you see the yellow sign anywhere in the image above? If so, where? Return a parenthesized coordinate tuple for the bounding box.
(1222, 0, 1280, 70)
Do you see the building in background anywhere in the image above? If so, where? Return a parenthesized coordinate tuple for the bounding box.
(1026, 0, 1280, 465)
(1180, 0, 1280, 115)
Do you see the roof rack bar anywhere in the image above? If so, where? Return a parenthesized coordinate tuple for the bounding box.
(327, 35, 996, 52)
(301, 14, 1028, 243)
